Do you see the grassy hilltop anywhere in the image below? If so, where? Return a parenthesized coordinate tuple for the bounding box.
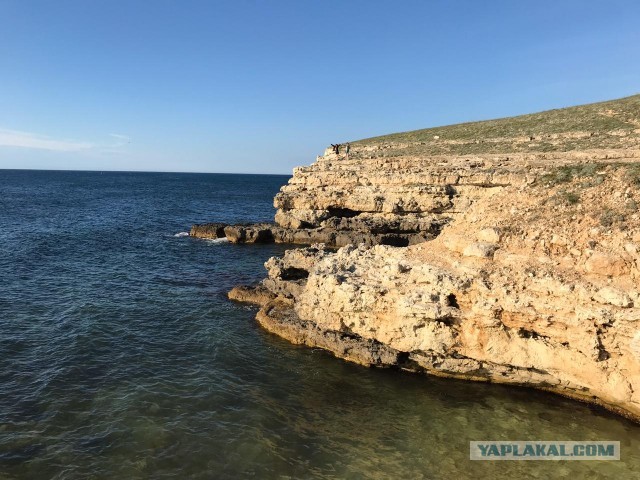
(352, 94, 640, 157)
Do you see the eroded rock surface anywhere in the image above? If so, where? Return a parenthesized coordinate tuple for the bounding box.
(222, 95, 640, 421)
(190, 223, 227, 239)
(230, 149, 640, 422)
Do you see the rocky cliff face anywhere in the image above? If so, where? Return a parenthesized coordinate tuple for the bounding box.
(227, 96, 640, 422)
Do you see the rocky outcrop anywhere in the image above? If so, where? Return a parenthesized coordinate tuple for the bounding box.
(223, 223, 276, 243)
(228, 285, 276, 305)
(190, 219, 442, 247)
(229, 146, 640, 422)
(190, 222, 227, 239)
(256, 299, 406, 367)
(221, 95, 640, 422)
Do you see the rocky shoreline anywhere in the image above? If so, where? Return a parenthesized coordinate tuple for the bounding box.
(190, 216, 444, 248)
(193, 100, 640, 424)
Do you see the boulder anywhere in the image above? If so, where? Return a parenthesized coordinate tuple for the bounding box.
(224, 224, 275, 243)
(584, 252, 627, 276)
(463, 242, 499, 259)
(595, 286, 633, 308)
(189, 223, 227, 239)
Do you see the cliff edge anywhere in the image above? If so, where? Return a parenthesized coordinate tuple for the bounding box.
(230, 95, 640, 422)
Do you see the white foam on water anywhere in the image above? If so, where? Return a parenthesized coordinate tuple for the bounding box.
(205, 237, 229, 244)
(174, 232, 190, 237)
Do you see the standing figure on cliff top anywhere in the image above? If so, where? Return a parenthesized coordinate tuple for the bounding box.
(345, 143, 350, 159)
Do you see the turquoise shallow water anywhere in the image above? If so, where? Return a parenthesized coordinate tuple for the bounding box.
(1, 170, 640, 479)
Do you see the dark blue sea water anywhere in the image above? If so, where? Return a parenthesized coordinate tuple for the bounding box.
(1, 170, 640, 479)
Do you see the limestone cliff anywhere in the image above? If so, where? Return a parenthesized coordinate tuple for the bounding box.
(228, 95, 640, 422)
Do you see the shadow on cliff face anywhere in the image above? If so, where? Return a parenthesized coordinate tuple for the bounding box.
(280, 267, 309, 281)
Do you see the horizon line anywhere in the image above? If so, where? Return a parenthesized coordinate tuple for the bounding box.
(0, 167, 292, 176)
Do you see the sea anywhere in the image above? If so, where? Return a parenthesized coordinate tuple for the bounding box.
(1, 169, 640, 479)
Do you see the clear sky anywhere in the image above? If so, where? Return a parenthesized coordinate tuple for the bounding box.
(1, 0, 639, 174)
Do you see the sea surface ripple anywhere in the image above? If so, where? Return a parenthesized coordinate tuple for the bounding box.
(1, 170, 639, 479)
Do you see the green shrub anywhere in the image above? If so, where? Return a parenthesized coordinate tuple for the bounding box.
(625, 163, 640, 185)
(600, 209, 626, 228)
(563, 191, 580, 204)
(540, 163, 604, 186)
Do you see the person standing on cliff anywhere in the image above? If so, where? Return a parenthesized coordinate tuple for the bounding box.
(345, 142, 350, 160)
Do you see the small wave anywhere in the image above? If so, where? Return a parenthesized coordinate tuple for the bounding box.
(205, 238, 229, 244)
(174, 232, 190, 237)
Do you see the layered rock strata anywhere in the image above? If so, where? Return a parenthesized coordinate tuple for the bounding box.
(220, 95, 640, 421)
(228, 146, 640, 422)
(190, 215, 442, 247)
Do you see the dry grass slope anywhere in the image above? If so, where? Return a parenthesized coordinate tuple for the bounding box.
(351, 94, 640, 157)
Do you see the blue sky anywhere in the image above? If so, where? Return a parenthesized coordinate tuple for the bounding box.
(0, 0, 639, 174)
